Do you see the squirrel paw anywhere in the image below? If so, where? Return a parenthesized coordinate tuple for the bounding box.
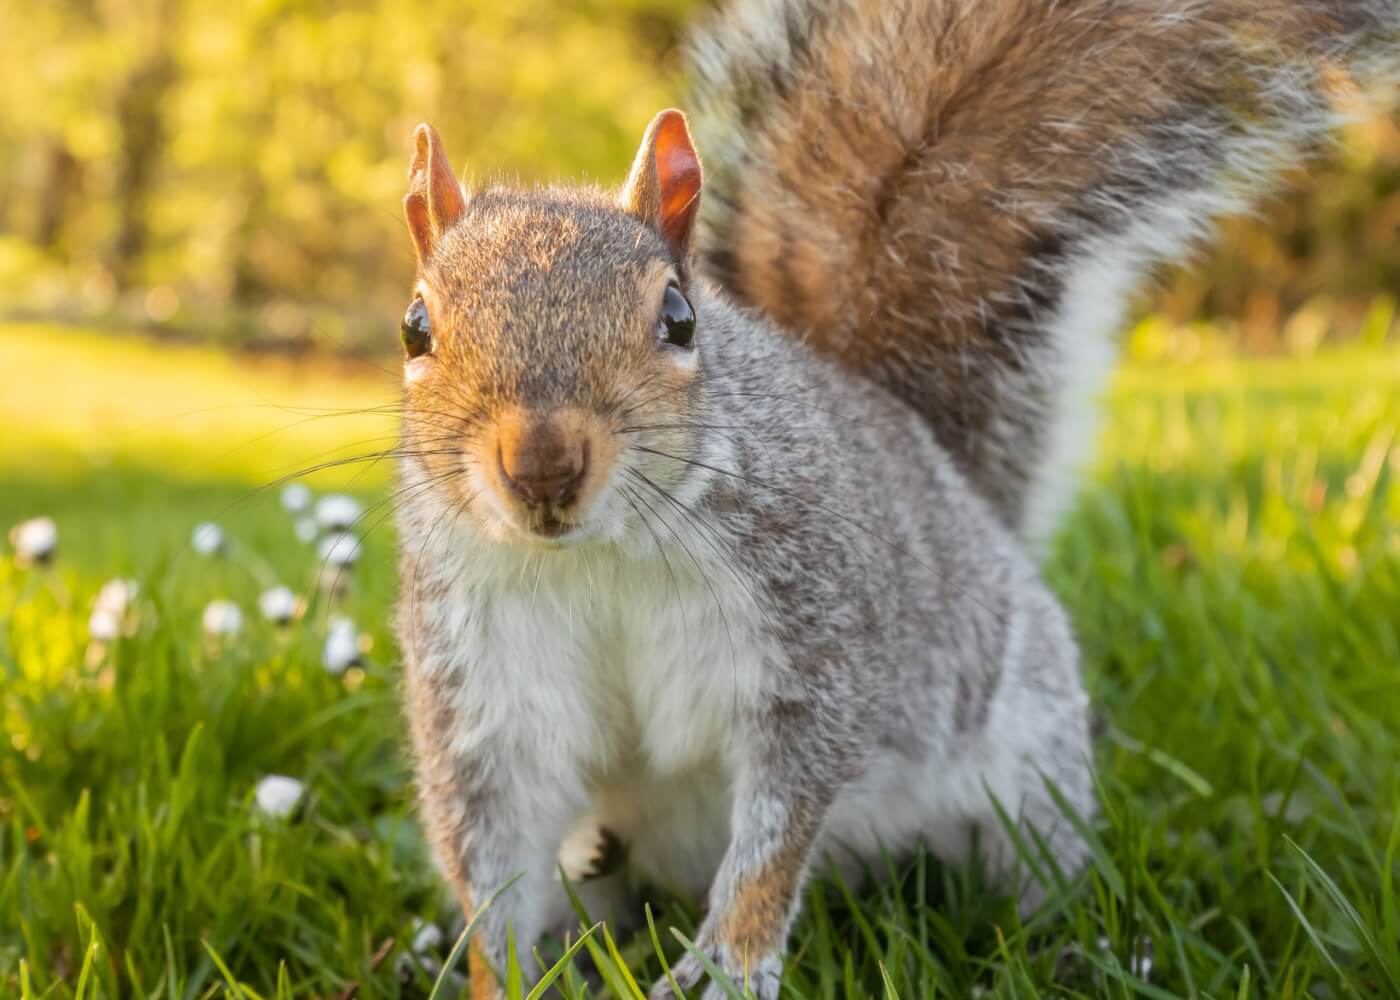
(648, 942, 781, 1000)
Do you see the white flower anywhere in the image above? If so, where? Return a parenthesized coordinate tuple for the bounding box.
(202, 599, 243, 636)
(95, 578, 138, 614)
(89, 610, 122, 641)
(10, 516, 57, 565)
(280, 482, 312, 513)
(254, 775, 305, 818)
(411, 918, 445, 955)
(89, 579, 138, 640)
(318, 531, 362, 567)
(258, 585, 298, 624)
(323, 617, 361, 675)
(192, 522, 225, 556)
(315, 494, 362, 531)
(294, 517, 318, 543)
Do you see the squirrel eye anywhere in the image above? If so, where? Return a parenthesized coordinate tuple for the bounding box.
(656, 285, 695, 349)
(401, 298, 432, 358)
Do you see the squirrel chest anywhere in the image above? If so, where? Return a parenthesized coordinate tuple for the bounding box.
(429, 532, 780, 785)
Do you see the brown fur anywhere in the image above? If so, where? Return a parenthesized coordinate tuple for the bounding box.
(716, 848, 808, 959)
(401, 659, 496, 997)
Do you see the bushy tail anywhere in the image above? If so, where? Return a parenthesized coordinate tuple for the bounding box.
(687, 0, 1400, 544)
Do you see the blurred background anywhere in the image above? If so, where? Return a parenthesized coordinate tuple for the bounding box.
(1, 0, 702, 352)
(1, 0, 1397, 356)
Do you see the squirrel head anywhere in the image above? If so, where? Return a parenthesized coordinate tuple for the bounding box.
(398, 112, 710, 546)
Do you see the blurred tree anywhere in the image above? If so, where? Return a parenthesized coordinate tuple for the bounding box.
(33, 139, 83, 254)
(109, 0, 178, 289)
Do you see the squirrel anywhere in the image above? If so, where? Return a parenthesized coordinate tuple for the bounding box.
(396, 118, 1092, 998)
(393, 2, 1398, 997)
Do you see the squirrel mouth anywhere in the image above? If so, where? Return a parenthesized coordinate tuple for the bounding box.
(526, 511, 576, 540)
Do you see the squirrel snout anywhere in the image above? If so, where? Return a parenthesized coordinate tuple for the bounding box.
(497, 416, 589, 510)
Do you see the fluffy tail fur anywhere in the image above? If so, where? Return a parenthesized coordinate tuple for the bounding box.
(687, 0, 1400, 544)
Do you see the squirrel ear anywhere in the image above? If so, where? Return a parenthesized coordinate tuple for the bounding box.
(403, 123, 467, 264)
(621, 109, 703, 267)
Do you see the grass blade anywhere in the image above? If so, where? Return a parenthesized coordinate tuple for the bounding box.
(430, 871, 525, 1000)
(878, 959, 902, 1000)
(1267, 871, 1353, 995)
(1285, 835, 1399, 994)
(524, 922, 601, 1000)
(646, 903, 685, 999)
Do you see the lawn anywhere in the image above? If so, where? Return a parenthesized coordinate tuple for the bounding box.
(2, 321, 1398, 999)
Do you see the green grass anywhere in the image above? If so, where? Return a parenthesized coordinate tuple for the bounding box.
(2, 322, 1398, 999)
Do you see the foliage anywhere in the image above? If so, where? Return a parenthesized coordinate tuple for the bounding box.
(1, 320, 1397, 997)
(1, 2, 1397, 353)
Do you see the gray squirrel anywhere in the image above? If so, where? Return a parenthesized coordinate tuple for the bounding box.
(393, 2, 1399, 996)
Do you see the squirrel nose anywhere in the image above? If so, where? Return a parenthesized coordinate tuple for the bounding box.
(498, 420, 588, 508)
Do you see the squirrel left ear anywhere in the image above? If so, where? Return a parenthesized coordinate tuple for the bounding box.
(404, 123, 467, 264)
(621, 109, 703, 268)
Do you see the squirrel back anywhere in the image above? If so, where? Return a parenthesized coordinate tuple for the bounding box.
(688, 0, 1400, 543)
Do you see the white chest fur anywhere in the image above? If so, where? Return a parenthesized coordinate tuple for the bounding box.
(418, 522, 778, 819)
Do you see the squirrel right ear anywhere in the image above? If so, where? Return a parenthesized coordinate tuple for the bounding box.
(403, 123, 467, 264)
(621, 109, 702, 269)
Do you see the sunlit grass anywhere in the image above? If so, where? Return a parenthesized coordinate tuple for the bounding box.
(1, 322, 1397, 998)
(0, 323, 397, 485)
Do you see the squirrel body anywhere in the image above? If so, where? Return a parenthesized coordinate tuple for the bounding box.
(393, 1, 1399, 996)
(397, 183, 1089, 998)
